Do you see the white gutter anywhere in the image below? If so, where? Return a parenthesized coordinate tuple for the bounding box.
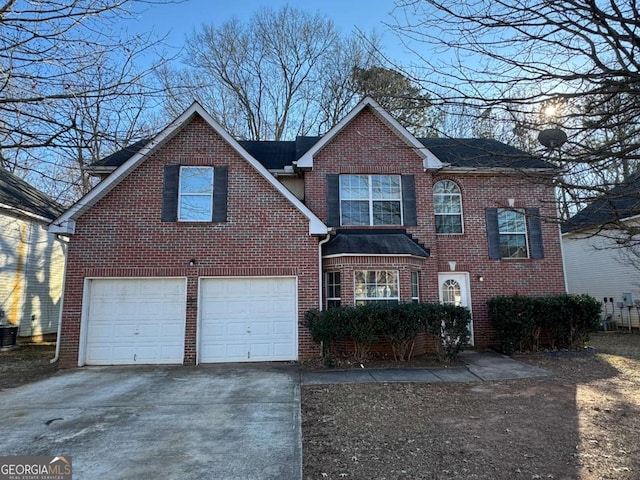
(50, 236, 69, 364)
(558, 223, 569, 294)
(318, 233, 332, 310)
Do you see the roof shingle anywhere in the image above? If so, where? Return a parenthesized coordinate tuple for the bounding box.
(0, 168, 64, 220)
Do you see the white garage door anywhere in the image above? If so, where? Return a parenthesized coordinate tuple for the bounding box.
(199, 277, 297, 363)
(84, 278, 186, 365)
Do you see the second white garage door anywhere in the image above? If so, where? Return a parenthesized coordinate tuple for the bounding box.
(199, 277, 297, 363)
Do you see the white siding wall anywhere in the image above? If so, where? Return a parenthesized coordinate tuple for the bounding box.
(563, 231, 640, 329)
(0, 212, 66, 337)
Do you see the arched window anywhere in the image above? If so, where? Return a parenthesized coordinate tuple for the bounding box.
(433, 180, 463, 234)
(442, 279, 462, 306)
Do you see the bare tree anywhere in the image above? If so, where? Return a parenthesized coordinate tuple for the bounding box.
(351, 65, 441, 136)
(160, 6, 381, 140)
(0, 0, 172, 200)
(390, 0, 640, 232)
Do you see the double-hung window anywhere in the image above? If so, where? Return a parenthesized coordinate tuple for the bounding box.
(411, 271, 420, 303)
(340, 175, 402, 226)
(326, 272, 341, 309)
(497, 208, 528, 258)
(354, 270, 399, 305)
(434, 180, 463, 234)
(178, 167, 214, 221)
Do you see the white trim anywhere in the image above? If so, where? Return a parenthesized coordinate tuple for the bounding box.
(49, 102, 328, 236)
(78, 276, 188, 367)
(433, 179, 464, 235)
(322, 253, 427, 259)
(497, 208, 530, 259)
(318, 234, 332, 310)
(339, 174, 404, 226)
(297, 97, 443, 171)
(353, 269, 400, 304)
(196, 275, 299, 364)
(411, 271, 420, 302)
(562, 212, 640, 237)
(0, 202, 56, 224)
(50, 239, 69, 364)
(437, 272, 474, 346)
(177, 166, 214, 222)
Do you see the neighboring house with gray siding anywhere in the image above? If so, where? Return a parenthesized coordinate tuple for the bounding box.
(0, 168, 66, 340)
(562, 172, 640, 330)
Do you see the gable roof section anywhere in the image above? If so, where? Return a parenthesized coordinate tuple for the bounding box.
(50, 102, 328, 235)
(563, 172, 640, 233)
(419, 138, 553, 170)
(296, 96, 443, 171)
(0, 167, 64, 222)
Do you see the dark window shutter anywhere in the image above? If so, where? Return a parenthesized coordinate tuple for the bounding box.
(213, 166, 228, 222)
(527, 207, 544, 259)
(401, 175, 417, 226)
(326, 174, 340, 227)
(485, 208, 501, 260)
(161, 165, 180, 222)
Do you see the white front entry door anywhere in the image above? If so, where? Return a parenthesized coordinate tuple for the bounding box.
(438, 272, 474, 345)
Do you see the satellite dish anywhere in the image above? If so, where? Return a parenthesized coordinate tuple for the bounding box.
(538, 128, 567, 149)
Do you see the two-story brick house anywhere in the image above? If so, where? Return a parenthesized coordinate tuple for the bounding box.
(50, 98, 566, 367)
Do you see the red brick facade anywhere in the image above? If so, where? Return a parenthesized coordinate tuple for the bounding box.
(57, 103, 566, 367)
(306, 106, 565, 349)
(59, 116, 321, 367)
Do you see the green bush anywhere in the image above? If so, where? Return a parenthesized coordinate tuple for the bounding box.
(487, 296, 538, 354)
(381, 303, 424, 362)
(343, 304, 385, 361)
(488, 294, 601, 353)
(305, 302, 472, 363)
(424, 303, 472, 363)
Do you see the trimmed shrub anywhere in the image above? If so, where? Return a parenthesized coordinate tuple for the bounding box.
(487, 296, 538, 354)
(305, 302, 472, 363)
(424, 303, 472, 363)
(488, 294, 601, 353)
(344, 304, 385, 361)
(381, 303, 424, 362)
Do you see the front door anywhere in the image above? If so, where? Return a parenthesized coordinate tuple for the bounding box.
(438, 272, 473, 345)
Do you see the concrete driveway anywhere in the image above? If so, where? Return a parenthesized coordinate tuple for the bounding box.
(0, 364, 302, 480)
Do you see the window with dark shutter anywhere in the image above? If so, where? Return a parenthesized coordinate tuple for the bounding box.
(527, 208, 544, 259)
(212, 166, 228, 222)
(486, 207, 544, 260)
(326, 174, 340, 227)
(162, 164, 228, 223)
(485, 208, 501, 260)
(402, 175, 417, 226)
(161, 165, 180, 222)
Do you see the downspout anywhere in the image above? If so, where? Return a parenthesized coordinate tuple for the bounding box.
(318, 232, 332, 310)
(51, 236, 69, 364)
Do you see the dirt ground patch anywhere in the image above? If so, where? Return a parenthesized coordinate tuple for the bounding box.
(0, 343, 58, 390)
(302, 332, 640, 480)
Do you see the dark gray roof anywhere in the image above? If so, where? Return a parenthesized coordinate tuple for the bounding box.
(0, 167, 64, 220)
(418, 138, 553, 169)
(90, 134, 551, 172)
(92, 138, 153, 168)
(563, 172, 640, 233)
(238, 141, 296, 170)
(323, 229, 430, 257)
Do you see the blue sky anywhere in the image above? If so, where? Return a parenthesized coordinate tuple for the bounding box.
(124, 0, 410, 63)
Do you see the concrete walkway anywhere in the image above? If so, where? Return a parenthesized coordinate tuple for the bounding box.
(301, 350, 551, 385)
